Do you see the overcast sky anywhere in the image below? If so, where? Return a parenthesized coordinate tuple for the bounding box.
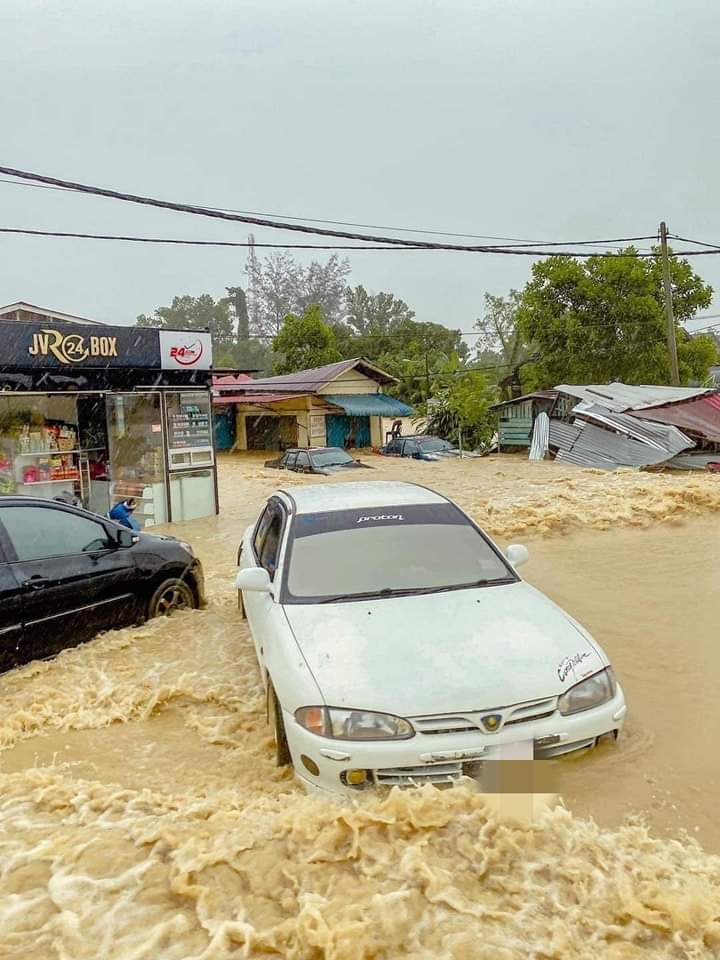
(1, 0, 719, 339)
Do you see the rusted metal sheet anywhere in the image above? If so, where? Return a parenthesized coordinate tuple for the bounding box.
(555, 383, 711, 413)
(630, 394, 720, 443)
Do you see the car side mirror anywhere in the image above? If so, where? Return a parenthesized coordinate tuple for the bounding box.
(236, 567, 273, 593)
(114, 527, 136, 548)
(506, 544, 529, 568)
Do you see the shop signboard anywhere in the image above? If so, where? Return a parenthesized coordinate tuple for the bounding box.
(0, 320, 213, 371)
(159, 330, 212, 370)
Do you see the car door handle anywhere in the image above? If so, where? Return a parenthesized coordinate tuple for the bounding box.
(21, 576, 51, 591)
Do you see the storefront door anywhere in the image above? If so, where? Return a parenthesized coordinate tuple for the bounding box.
(77, 395, 111, 515)
(106, 393, 168, 528)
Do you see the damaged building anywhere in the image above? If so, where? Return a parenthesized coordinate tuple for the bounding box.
(493, 383, 720, 470)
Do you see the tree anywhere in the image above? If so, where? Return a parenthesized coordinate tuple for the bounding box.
(516, 248, 716, 388)
(272, 305, 342, 374)
(136, 291, 272, 373)
(335, 315, 469, 407)
(137, 294, 235, 348)
(246, 251, 351, 336)
(343, 285, 415, 334)
(225, 285, 250, 339)
(474, 290, 534, 380)
(425, 360, 496, 450)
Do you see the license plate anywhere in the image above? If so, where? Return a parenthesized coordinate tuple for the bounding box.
(488, 740, 534, 761)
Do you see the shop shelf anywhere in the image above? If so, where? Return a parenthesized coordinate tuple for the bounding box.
(15, 449, 80, 457)
(20, 478, 79, 485)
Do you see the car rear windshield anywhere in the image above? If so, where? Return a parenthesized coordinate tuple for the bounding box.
(284, 503, 514, 602)
(311, 449, 355, 467)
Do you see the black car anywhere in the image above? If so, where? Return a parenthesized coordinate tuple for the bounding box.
(380, 435, 457, 460)
(264, 447, 371, 476)
(0, 496, 205, 673)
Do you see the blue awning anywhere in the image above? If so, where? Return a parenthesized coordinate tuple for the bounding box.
(322, 393, 414, 417)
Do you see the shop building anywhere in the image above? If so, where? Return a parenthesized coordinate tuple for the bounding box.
(0, 311, 217, 526)
(212, 358, 415, 451)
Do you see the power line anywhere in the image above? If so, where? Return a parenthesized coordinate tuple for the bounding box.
(0, 175, 654, 249)
(0, 220, 713, 260)
(0, 227, 431, 251)
(0, 165, 699, 257)
(671, 235, 720, 252)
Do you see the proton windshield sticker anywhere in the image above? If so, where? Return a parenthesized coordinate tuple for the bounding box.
(292, 503, 467, 537)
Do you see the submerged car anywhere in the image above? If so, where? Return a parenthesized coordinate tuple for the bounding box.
(264, 447, 371, 476)
(236, 481, 626, 795)
(381, 435, 475, 460)
(0, 496, 204, 672)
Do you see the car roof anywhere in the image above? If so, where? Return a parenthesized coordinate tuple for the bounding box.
(284, 447, 344, 453)
(281, 481, 448, 515)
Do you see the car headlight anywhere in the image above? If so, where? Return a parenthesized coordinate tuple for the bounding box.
(295, 706, 414, 740)
(558, 667, 616, 716)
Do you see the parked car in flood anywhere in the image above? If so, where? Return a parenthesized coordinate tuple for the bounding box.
(264, 447, 372, 476)
(235, 481, 626, 795)
(0, 496, 204, 672)
(380, 435, 473, 460)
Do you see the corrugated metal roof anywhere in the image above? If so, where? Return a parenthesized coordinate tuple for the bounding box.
(322, 393, 414, 417)
(629, 394, 720, 443)
(555, 382, 711, 412)
(549, 403, 694, 470)
(213, 392, 309, 405)
(548, 420, 582, 450)
(571, 404, 693, 455)
(241, 357, 397, 394)
(554, 424, 683, 469)
(665, 452, 720, 470)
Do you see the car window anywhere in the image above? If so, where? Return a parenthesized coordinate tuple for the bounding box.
(296, 452, 310, 469)
(403, 441, 419, 455)
(259, 510, 284, 578)
(279, 452, 289, 467)
(386, 440, 400, 454)
(253, 506, 274, 557)
(0, 506, 113, 562)
(311, 449, 353, 467)
(285, 452, 298, 470)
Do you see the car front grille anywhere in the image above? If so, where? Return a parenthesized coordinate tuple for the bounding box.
(372, 762, 464, 786)
(410, 696, 558, 735)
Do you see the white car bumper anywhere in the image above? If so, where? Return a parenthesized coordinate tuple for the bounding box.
(284, 684, 627, 796)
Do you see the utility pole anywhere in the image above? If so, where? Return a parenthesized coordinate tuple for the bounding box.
(659, 221, 680, 386)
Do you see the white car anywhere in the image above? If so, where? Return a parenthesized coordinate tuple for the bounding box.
(236, 481, 626, 794)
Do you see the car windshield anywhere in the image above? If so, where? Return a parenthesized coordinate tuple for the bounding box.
(284, 503, 513, 602)
(417, 438, 452, 452)
(311, 449, 355, 467)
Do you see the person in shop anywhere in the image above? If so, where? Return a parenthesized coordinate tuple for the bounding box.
(108, 497, 141, 531)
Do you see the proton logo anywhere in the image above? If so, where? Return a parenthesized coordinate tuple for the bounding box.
(480, 713, 503, 732)
(169, 340, 204, 366)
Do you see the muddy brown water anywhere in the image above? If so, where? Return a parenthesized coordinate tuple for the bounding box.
(1, 453, 719, 959)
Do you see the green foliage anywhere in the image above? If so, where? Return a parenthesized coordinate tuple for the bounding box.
(517, 248, 715, 388)
(344, 285, 415, 334)
(336, 314, 468, 407)
(425, 359, 496, 450)
(136, 290, 272, 374)
(272, 305, 342, 374)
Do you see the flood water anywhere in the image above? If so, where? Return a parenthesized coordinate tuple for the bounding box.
(1, 453, 719, 959)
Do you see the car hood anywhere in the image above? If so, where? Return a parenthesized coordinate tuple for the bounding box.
(283, 582, 606, 715)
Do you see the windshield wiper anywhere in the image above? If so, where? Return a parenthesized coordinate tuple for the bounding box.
(319, 578, 515, 603)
